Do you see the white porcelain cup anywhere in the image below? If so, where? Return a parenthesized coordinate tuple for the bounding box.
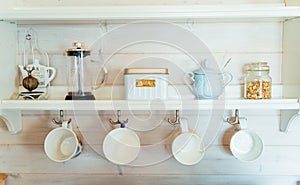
(103, 123, 140, 165)
(44, 121, 82, 162)
(230, 119, 263, 162)
(172, 118, 205, 165)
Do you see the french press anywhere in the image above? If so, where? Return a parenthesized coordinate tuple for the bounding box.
(65, 42, 96, 100)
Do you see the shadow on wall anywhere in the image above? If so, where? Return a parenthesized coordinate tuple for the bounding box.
(221, 126, 236, 155)
(0, 118, 8, 132)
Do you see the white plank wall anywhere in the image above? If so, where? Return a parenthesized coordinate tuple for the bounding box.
(2, 0, 300, 185)
(16, 21, 283, 87)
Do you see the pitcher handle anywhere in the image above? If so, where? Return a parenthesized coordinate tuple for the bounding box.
(45, 67, 56, 86)
(222, 71, 233, 87)
(183, 72, 195, 94)
(18, 65, 28, 79)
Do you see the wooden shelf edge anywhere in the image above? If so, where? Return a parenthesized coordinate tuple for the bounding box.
(1, 4, 300, 20)
(0, 99, 298, 110)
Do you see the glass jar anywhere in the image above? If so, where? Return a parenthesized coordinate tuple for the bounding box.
(244, 62, 272, 99)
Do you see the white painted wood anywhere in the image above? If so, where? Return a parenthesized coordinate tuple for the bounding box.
(3, 4, 300, 20)
(16, 22, 283, 87)
(286, 0, 300, 6)
(17, 22, 282, 53)
(0, 110, 22, 134)
(2, 144, 300, 175)
(2, 111, 300, 147)
(120, 145, 300, 175)
(5, 174, 300, 185)
(0, 145, 119, 174)
(0, 22, 18, 100)
(0, 109, 300, 184)
(30, 53, 282, 86)
(1, 98, 298, 110)
(0, 0, 16, 10)
(1, 1, 300, 185)
(283, 18, 300, 98)
(15, 0, 284, 7)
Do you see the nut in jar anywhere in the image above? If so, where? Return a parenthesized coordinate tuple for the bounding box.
(244, 62, 272, 99)
(246, 80, 271, 99)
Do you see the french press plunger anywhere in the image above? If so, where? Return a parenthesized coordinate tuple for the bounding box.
(65, 42, 95, 100)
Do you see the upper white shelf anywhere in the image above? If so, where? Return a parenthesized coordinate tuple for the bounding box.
(0, 99, 298, 110)
(1, 4, 300, 20)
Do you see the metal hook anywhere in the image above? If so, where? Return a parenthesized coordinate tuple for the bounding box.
(226, 109, 247, 126)
(25, 33, 32, 40)
(109, 110, 128, 125)
(52, 110, 72, 125)
(186, 18, 194, 32)
(227, 109, 239, 125)
(168, 110, 180, 125)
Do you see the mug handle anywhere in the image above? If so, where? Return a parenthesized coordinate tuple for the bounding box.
(45, 67, 56, 86)
(222, 71, 233, 87)
(238, 118, 247, 130)
(180, 118, 189, 133)
(73, 139, 83, 158)
(62, 120, 72, 129)
(183, 72, 195, 94)
(62, 122, 82, 159)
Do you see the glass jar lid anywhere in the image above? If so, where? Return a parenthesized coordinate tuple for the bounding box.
(247, 62, 270, 71)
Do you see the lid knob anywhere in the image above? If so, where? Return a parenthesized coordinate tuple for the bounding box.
(72, 42, 85, 48)
(66, 42, 91, 57)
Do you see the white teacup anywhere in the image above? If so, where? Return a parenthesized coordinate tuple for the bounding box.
(172, 118, 205, 165)
(103, 123, 140, 165)
(230, 119, 263, 162)
(44, 121, 82, 162)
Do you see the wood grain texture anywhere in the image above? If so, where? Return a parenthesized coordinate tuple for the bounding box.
(1, 144, 300, 176)
(16, 21, 282, 87)
(0, 174, 7, 185)
(2, 1, 300, 184)
(3, 174, 299, 185)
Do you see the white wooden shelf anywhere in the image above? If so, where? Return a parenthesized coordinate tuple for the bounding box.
(2, 98, 295, 134)
(0, 98, 298, 111)
(1, 4, 300, 20)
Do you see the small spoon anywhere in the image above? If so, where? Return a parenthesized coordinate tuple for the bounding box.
(222, 58, 232, 71)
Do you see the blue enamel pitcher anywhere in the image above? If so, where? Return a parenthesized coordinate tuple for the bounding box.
(184, 63, 233, 99)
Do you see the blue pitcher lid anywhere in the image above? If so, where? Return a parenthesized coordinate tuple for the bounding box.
(194, 68, 205, 74)
(193, 59, 215, 74)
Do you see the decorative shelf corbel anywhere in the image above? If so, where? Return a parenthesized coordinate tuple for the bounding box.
(0, 109, 22, 134)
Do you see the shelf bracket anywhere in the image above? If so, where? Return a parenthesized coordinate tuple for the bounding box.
(280, 110, 293, 132)
(0, 110, 22, 134)
(280, 99, 300, 133)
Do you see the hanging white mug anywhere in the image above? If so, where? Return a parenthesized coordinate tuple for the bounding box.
(230, 119, 264, 162)
(44, 121, 82, 162)
(172, 118, 205, 165)
(103, 122, 140, 165)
